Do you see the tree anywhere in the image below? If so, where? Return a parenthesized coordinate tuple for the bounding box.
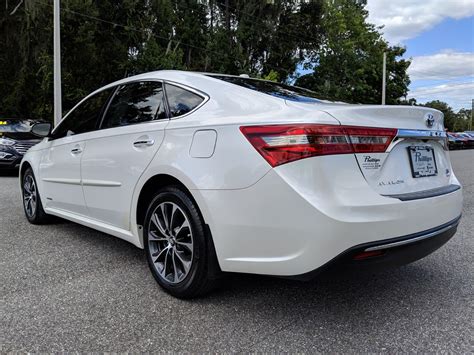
(421, 100, 469, 132)
(457, 108, 472, 131)
(1, 0, 327, 121)
(1, 0, 412, 123)
(295, 0, 410, 104)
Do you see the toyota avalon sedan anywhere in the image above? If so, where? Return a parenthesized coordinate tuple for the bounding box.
(20, 70, 463, 298)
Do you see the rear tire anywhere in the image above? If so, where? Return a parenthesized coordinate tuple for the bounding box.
(144, 186, 220, 298)
(22, 167, 50, 224)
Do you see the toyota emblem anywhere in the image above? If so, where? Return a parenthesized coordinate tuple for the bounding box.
(425, 113, 435, 128)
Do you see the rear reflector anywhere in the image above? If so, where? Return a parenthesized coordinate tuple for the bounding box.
(240, 124, 397, 167)
(352, 250, 385, 260)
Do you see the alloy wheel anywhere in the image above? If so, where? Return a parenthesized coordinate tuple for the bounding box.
(148, 201, 194, 284)
(23, 175, 37, 218)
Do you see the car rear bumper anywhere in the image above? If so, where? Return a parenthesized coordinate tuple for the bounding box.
(195, 155, 463, 276)
(292, 215, 461, 280)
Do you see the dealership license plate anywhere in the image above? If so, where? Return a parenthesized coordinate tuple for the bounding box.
(408, 146, 438, 178)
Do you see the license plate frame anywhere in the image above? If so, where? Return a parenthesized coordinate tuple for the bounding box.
(407, 146, 438, 178)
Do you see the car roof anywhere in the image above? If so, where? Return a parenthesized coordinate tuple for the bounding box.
(94, 70, 274, 91)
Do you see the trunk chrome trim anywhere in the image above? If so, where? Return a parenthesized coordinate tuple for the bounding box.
(396, 129, 446, 140)
(364, 217, 460, 252)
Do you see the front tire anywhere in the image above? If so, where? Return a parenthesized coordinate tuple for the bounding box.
(22, 167, 50, 224)
(144, 186, 219, 298)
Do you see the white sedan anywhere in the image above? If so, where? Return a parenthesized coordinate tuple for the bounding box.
(20, 70, 463, 298)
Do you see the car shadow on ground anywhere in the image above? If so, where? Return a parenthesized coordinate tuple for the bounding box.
(52, 216, 458, 312)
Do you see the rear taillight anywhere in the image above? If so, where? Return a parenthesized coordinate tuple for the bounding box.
(240, 124, 397, 167)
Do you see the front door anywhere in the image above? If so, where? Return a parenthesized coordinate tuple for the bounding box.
(39, 87, 115, 215)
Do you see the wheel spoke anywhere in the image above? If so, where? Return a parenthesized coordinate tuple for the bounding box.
(152, 245, 169, 263)
(174, 250, 191, 274)
(161, 203, 170, 231)
(174, 219, 190, 238)
(160, 247, 171, 278)
(176, 240, 193, 252)
(148, 230, 168, 242)
(170, 204, 178, 229)
(151, 212, 168, 237)
(172, 249, 179, 282)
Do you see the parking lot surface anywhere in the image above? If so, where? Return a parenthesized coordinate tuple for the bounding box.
(1, 150, 473, 352)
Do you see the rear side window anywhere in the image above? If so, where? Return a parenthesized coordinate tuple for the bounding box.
(102, 81, 167, 129)
(165, 84, 204, 117)
(53, 88, 114, 139)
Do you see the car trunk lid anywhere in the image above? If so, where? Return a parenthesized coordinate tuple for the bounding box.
(325, 105, 453, 197)
(285, 102, 455, 198)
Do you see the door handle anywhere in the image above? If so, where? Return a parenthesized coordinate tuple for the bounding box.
(71, 147, 82, 154)
(133, 139, 155, 147)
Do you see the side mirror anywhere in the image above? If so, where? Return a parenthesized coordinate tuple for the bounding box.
(31, 122, 52, 138)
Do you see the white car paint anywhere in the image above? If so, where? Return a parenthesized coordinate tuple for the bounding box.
(20, 70, 463, 276)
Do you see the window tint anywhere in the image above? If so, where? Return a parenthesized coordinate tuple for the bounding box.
(165, 84, 204, 117)
(102, 81, 167, 129)
(208, 75, 328, 103)
(53, 88, 113, 139)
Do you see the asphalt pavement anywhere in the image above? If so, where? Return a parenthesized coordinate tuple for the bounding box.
(1, 150, 473, 352)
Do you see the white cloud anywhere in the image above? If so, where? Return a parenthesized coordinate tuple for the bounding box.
(366, 0, 474, 43)
(408, 51, 474, 80)
(407, 81, 474, 111)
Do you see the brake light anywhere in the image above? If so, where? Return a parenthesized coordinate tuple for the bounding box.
(240, 124, 397, 167)
(345, 126, 397, 153)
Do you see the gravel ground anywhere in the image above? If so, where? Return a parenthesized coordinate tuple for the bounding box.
(1, 150, 473, 352)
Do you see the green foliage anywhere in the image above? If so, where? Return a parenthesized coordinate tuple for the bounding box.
(422, 100, 471, 132)
(0, 0, 327, 121)
(295, 0, 410, 105)
(262, 70, 279, 82)
(0, 0, 416, 123)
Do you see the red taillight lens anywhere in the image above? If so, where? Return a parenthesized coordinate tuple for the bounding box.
(345, 126, 397, 153)
(240, 124, 397, 167)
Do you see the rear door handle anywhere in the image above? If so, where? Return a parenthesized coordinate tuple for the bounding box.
(133, 139, 155, 147)
(71, 147, 82, 154)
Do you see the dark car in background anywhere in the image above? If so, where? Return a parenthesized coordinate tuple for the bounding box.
(457, 132, 474, 148)
(0, 119, 42, 170)
(448, 132, 465, 150)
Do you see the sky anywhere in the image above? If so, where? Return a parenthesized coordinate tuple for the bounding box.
(366, 0, 474, 111)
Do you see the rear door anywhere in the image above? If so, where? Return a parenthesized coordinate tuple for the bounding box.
(80, 80, 168, 230)
(319, 105, 456, 198)
(39, 88, 114, 215)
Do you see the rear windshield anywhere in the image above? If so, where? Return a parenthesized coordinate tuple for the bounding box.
(208, 75, 326, 103)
